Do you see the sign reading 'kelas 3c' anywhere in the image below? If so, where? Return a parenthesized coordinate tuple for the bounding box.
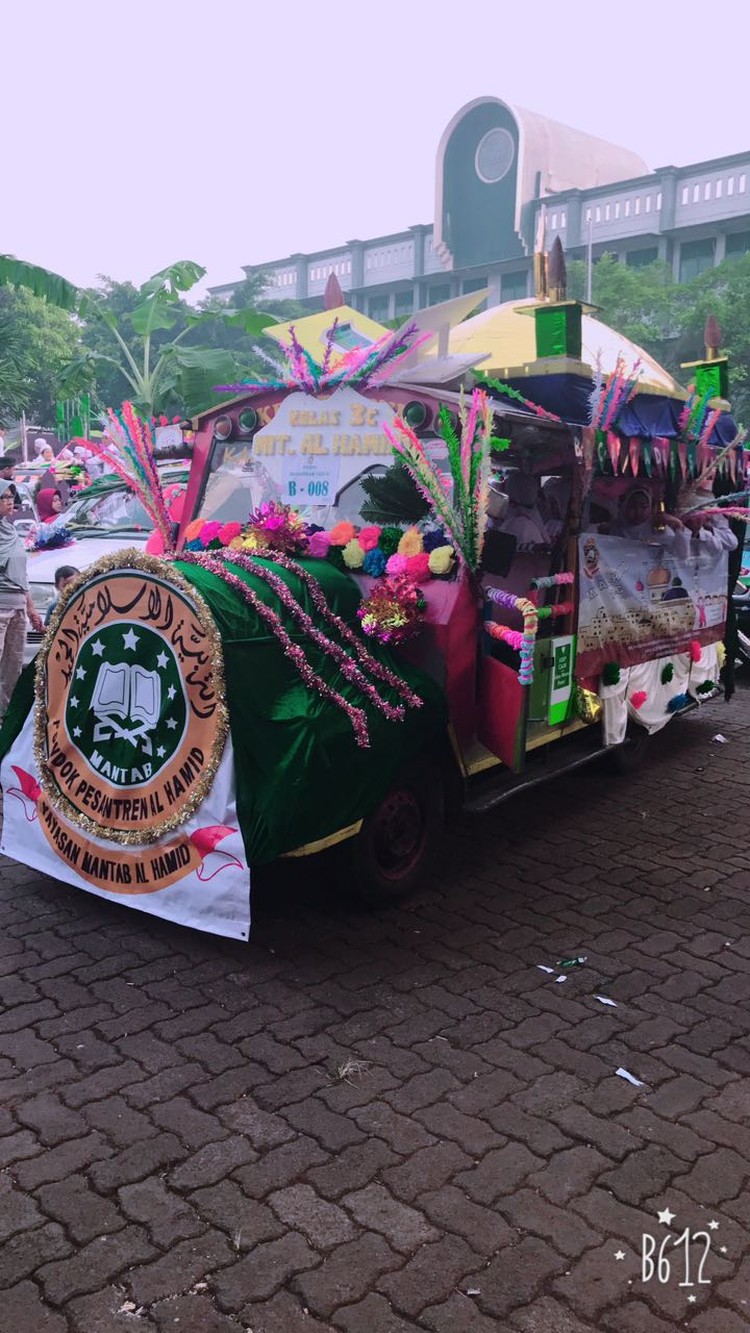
(36, 554, 228, 843)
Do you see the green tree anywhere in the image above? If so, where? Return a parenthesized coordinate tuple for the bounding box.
(568, 252, 750, 424)
(0, 286, 80, 425)
(0, 256, 279, 419)
(672, 252, 750, 424)
(568, 254, 689, 358)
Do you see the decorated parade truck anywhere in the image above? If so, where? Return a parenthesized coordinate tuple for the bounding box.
(1, 283, 746, 940)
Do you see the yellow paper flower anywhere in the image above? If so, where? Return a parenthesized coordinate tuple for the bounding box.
(428, 545, 455, 576)
(398, 527, 424, 557)
(230, 532, 266, 552)
(716, 641, 726, 668)
(343, 538, 365, 570)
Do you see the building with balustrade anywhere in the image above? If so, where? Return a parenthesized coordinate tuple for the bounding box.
(210, 96, 750, 319)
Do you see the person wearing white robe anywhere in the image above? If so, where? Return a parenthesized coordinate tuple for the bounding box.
(500, 472, 552, 546)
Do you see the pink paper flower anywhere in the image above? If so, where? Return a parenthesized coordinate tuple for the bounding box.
(405, 553, 432, 583)
(307, 530, 331, 559)
(358, 525, 382, 552)
(200, 521, 223, 545)
(218, 522, 243, 546)
(386, 553, 408, 575)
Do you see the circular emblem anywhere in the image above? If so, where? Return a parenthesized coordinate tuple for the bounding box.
(475, 127, 515, 184)
(36, 553, 228, 844)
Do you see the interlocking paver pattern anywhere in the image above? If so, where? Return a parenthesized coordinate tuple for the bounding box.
(0, 689, 748, 1328)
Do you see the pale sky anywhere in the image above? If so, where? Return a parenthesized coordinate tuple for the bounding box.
(4, 0, 748, 293)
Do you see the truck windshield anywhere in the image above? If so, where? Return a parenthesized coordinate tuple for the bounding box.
(199, 438, 392, 528)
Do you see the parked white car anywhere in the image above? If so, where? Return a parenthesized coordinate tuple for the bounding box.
(24, 467, 187, 663)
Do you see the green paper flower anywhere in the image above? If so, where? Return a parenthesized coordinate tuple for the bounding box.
(661, 663, 674, 685)
(378, 526, 403, 557)
(602, 662, 621, 686)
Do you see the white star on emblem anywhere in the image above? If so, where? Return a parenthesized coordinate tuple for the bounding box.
(73, 726, 81, 738)
(75, 666, 86, 680)
(657, 1208, 675, 1226)
(708, 1220, 719, 1230)
(91, 639, 105, 657)
(167, 685, 176, 700)
(614, 1250, 625, 1261)
(70, 695, 79, 708)
(123, 628, 139, 651)
(156, 651, 168, 670)
(166, 718, 178, 730)
(155, 745, 165, 758)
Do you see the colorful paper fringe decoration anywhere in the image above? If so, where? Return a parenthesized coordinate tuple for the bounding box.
(215, 322, 431, 398)
(588, 353, 642, 431)
(70, 403, 174, 554)
(485, 588, 538, 685)
(384, 389, 492, 572)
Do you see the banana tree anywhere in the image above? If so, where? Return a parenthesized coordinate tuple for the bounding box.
(0, 256, 279, 417)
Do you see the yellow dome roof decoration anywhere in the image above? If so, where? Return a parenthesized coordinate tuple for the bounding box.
(264, 305, 389, 364)
(449, 297, 686, 399)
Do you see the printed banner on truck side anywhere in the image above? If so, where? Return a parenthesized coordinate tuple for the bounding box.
(1, 713, 251, 940)
(577, 534, 728, 677)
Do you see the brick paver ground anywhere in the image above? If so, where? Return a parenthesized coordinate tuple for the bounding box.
(0, 686, 748, 1331)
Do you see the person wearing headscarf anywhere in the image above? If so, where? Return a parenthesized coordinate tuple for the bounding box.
(608, 486, 689, 554)
(0, 481, 45, 719)
(37, 488, 65, 524)
(500, 471, 552, 546)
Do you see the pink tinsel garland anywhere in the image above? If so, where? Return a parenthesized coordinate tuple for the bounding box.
(178, 551, 371, 747)
(224, 552, 405, 723)
(252, 551, 423, 711)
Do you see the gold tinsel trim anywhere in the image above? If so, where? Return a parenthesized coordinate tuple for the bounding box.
(34, 549, 229, 846)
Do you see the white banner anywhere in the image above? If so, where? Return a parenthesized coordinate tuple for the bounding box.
(577, 534, 728, 676)
(1, 714, 251, 941)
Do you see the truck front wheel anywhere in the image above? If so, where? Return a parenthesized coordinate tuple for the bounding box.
(346, 760, 444, 906)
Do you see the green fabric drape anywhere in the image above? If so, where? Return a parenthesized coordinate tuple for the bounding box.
(1, 557, 447, 865)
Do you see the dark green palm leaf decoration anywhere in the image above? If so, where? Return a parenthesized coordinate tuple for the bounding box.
(359, 463, 431, 525)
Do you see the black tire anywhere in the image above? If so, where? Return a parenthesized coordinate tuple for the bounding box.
(607, 721, 652, 775)
(345, 758, 444, 906)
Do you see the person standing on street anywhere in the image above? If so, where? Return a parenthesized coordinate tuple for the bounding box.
(0, 481, 44, 719)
